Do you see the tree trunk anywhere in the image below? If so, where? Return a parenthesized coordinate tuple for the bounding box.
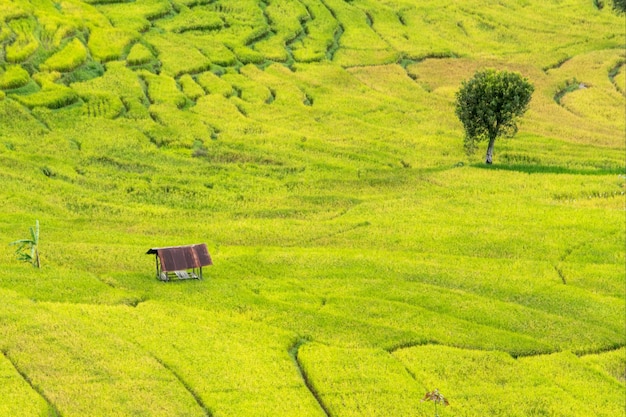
(485, 136, 496, 164)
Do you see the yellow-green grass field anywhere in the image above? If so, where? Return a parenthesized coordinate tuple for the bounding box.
(0, 0, 624, 416)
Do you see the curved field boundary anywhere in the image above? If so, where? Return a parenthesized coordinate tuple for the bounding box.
(390, 340, 626, 359)
(148, 353, 213, 417)
(316, 0, 343, 62)
(552, 78, 591, 118)
(609, 60, 625, 95)
(289, 339, 331, 417)
(1, 350, 62, 417)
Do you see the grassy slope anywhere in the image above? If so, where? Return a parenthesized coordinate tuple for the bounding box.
(0, 0, 624, 416)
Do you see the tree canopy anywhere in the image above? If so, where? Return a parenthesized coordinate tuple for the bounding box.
(455, 69, 534, 164)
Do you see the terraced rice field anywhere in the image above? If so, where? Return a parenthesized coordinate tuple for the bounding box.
(0, 0, 624, 416)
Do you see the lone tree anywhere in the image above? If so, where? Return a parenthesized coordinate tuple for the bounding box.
(455, 69, 534, 164)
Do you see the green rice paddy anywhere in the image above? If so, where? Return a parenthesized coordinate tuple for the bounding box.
(0, 0, 624, 416)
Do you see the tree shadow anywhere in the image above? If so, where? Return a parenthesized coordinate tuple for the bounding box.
(472, 163, 625, 176)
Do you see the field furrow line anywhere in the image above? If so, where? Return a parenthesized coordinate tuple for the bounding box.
(608, 59, 625, 95)
(13, 100, 51, 131)
(255, 0, 275, 50)
(553, 79, 587, 111)
(289, 338, 332, 417)
(1, 349, 62, 417)
(553, 264, 567, 285)
(543, 56, 572, 73)
(390, 340, 626, 361)
(552, 229, 622, 287)
(148, 352, 213, 417)
(348, 289, 621, 355)
(574, 341, 626, 357)
(317, 0, 343, 61)
(293, 221, 370, 246)
(362, 9, 395, 51)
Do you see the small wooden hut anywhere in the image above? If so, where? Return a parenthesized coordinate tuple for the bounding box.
(146, 243, 212, 281)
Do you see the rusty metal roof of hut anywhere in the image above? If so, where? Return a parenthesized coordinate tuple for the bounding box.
(146, 243, 213, 272)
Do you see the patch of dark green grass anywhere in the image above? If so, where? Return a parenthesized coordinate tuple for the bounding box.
(473, 163, 625, 176)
